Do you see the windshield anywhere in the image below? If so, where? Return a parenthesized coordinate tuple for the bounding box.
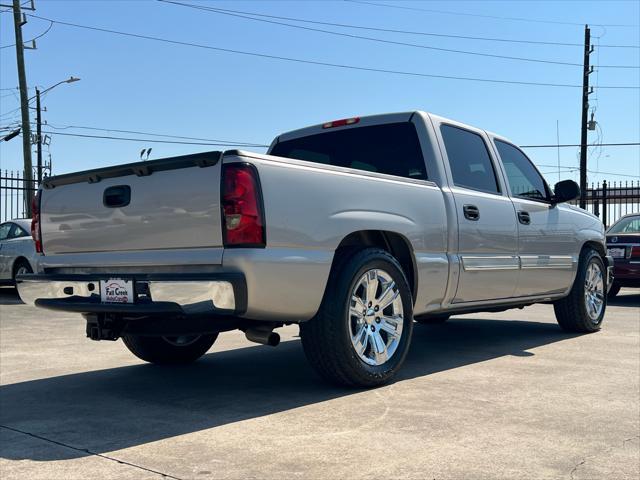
(608, 215, 640, 233)
(270, 122, 428, 181)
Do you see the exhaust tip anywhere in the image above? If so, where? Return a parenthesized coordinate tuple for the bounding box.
(245, 328, 280, 347)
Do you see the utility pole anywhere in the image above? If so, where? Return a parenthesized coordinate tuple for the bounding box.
(10, 0, 34, 215)
(579, 24, 593, 209)
(35, 87, 43, 184)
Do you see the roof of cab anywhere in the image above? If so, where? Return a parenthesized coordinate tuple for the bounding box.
(274, 111, 417, 145)
(272, 110, 506, 148)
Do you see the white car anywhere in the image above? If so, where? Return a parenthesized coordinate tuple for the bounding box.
(0, 219, 37, 285)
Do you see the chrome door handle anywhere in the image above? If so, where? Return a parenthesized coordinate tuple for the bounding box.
(463, 204, 480, 221)
(518, 210, 531, 225)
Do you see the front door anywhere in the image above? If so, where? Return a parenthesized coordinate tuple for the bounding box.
(493, 140, 576, 296)
(438, 124, 519, 303)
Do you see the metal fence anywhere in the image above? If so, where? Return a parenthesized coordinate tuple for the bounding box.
(1, 170, 37, 223)
(569, 180, 640, 228)
(0, 170, 639, 227)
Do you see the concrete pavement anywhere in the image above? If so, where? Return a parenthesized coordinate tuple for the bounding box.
(1, 287, 638, 479)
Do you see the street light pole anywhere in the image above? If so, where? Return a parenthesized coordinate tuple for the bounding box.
(33, 76, 81, 184)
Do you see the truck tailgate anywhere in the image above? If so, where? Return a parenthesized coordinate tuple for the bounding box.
(40, 152, 223, 255)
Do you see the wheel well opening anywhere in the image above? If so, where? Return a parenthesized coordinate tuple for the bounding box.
(333, 230, 418, 301)
(12, 257, 30, 274)
(582, 240, 605, 258)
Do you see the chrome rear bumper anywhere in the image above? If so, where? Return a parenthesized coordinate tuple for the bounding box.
(16, 273, 246, 316)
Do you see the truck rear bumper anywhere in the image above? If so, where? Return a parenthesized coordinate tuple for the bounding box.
(16, 273, 247, 317)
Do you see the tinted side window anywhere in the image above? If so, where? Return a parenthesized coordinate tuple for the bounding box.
(9, 224, 28, 239)
(440, 125, 500, 194)
(270, 122, 428, 180)
(495, 140, 548, 201)
(0, 223, 11, 241)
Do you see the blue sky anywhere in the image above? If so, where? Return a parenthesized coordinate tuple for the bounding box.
(1, 0, 639, 185)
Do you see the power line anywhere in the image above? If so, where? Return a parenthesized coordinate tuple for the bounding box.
(0, 107, 22, 119)
(539, 165, 640, 179)
(0, 19, 53, 49)
(24, 14, 640, 89)
(159, 1, 640, 50)
(0, 0, 30, 15)
(161, 1, 594, 68)
(40, 130, 270, 147)
(25, 126, 640, 151)
(18, 132, 640, 178)
(521, 142, 640, 148)
(545, 167, 640, 179)
(41, 122, 268, 146)
(346, 0, 640, 29)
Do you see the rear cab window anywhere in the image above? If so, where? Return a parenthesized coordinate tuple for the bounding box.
(440, 125, 500, 194)
(270, 122, 428, 181)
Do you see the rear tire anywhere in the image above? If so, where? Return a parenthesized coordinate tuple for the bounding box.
(415, 314, 450, 324)
(300, 248, 413, 388)
(122, 333, 218, 364)
(12, 259, 32, 283)
(607, 283, 621, 299)
(553, 248, 606, 333)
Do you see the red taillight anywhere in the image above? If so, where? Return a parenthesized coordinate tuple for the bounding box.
(631, 246, 640, 258)
(322, 117, 360, 129)
(221, 163, 265, 247)
(31, 191, 42, 253)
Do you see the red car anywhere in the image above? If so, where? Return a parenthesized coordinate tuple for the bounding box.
(606, 213, 640, 298)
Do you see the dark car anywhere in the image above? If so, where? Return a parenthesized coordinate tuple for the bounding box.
(606, 213, 640, 298)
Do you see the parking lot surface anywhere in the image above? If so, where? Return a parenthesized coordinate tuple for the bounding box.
(0, 288, 638, 479)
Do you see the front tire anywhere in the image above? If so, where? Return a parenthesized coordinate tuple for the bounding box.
(300, 248, 414, 388)
(122, 333, 218, 364)
(553, 248, 606, 333)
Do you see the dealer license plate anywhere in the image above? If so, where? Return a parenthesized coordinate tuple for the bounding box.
(100, 279, 134, 303)
(607, 247, 626, 259)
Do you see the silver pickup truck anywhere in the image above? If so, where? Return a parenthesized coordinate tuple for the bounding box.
(18, 111, 613, 387)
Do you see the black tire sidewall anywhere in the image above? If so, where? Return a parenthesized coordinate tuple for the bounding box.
(333, 251, 414, 382)
(12, 260, 32, 281)
(578, 252, 607, 327)
(123, 333, 218, 364)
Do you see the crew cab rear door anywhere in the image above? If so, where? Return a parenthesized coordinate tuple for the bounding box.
(492, 139, 576, 296)
(435, 121, 519, 303)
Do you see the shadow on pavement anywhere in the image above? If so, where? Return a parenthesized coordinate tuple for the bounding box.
(0, 318, 579, 461)
(608, 291, 640, 308)
(0, 288, 23, 306)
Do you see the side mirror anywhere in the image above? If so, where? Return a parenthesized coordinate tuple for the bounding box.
(552, 180, 580, 204)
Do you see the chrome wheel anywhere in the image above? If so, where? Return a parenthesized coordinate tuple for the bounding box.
(162, 335, 201, 347)
(15, 265, 30, 277)
(348, 268, 404, 366)
(584, 262, 604, 323)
